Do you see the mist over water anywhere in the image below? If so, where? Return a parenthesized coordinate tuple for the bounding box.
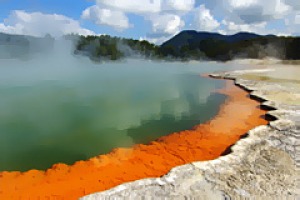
(0, 40, 246, 171)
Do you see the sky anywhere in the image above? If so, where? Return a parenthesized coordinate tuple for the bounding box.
(0, 0, 299, 44)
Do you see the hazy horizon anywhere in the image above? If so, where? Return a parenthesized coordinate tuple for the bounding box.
(0, 1, 299, 45)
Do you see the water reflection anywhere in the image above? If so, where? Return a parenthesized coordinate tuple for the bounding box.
(0, 59, 228, 171)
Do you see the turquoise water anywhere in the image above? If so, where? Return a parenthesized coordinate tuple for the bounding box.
(0, 56, 242, 171)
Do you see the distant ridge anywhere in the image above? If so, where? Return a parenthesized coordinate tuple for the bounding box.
(161, 30, 268, 49)
(159, 30, 299, 60)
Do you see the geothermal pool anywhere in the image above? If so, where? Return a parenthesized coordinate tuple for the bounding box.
(0, 56, 243, 171)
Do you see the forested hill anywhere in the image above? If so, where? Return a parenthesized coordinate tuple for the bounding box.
(1, 31, 300, 61)
(159, 31, 300, 60)
(74, 31, 300, 61)
(161, 31, 263, 49)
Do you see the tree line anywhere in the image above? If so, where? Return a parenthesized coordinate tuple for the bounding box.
(73, 35, 160, 61)
(1, 31, 299, 61)
(74, 33, 300, 62)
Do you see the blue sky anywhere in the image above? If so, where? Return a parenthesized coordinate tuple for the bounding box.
(0, 0, 299, 44)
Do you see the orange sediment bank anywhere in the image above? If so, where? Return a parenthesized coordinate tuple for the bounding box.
(0, 79, 268, 200)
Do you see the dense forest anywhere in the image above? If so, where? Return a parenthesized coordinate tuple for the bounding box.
(1, 31, 300, 61)
(73, 34, 160, 61)
(159, 31, 300, 61)
(74, 31, 300, 61)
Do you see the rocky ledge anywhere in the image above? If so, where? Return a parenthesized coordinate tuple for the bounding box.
(81, 67, 299, 200)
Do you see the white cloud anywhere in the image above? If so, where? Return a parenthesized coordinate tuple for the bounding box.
(222, 20, 267, 34)
(226, 0, 289, 14)
(81, 5, 130, 30)
(223, 0, 290, 24)
(284, 12, 300, 35)
(162, 0, 195, 12)
(220, 19, 291, 36)
(96, 0, 195, 14)
(96, 0, 161, 13)
(227, 0, 258, 9)
(82, 0, 196, 34)
(214, 0, 300, 36)
(285, 0, 300, 10)
(0, 10, 95, 37)
(149, 14, 184, 35)
(140, 35, 172, 45)
(296, 14, 300, 24)
(194, 5, 220, 31)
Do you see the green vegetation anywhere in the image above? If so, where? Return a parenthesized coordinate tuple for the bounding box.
(1, 31, 299, 61)
(159, 34, 300, 61)
(74, 32, 300, 62)
(74, 35, 160, 61)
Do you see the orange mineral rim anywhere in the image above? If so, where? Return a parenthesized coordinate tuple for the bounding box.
(0, 79, 268, 200)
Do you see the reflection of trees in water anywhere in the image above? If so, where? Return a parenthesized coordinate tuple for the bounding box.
(0, 73, 226, 171)
(126, 92, 226, 144)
